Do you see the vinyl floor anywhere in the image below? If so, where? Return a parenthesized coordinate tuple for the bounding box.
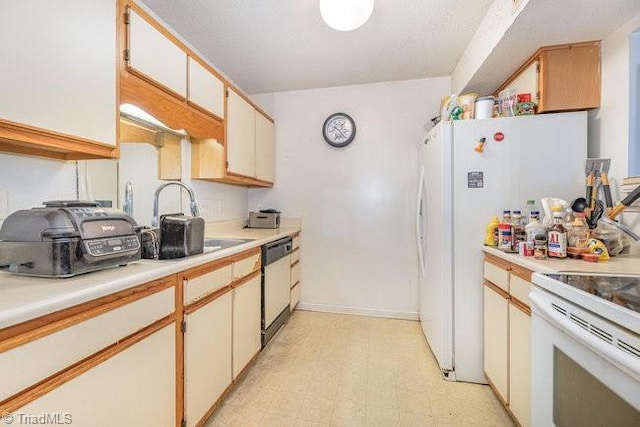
(206, 310, 514, 426)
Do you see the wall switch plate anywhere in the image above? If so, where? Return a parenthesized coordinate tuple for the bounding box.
(0, 190, 9, 219)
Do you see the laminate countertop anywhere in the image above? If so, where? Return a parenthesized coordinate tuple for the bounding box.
(0, 226, 300, 330)
(483, 246, 640, 275)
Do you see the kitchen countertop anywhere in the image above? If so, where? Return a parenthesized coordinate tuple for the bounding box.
(0, 226, 300, 330)
(483, 246, 640, 275)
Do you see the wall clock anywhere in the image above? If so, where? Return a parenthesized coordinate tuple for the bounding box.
(322, 113, 356, 147)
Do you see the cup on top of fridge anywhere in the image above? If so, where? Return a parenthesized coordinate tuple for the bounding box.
(498, 88, 517, 117)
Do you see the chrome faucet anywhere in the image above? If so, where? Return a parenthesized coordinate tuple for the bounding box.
(152, 182, 200, 227)
(123, 181, 134, 217)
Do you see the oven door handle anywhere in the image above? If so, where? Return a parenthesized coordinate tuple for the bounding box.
(531, 293, 640, 380)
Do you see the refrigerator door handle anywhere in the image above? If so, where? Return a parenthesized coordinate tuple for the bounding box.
(416, 166, 426, 276)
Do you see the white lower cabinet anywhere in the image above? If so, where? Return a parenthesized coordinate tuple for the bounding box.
(483, 283, 509, 403)
(232, 275, 262, 379)
(184, 291, 233, 427)
(19, 325, 176, 427)
(484, 255, 532, 427)
(509, 303, 531, 427)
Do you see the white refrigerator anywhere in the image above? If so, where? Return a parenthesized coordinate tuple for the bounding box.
(416, 112, 587, 383)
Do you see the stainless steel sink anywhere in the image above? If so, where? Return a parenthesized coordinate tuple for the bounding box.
(203, 238, 255, 251)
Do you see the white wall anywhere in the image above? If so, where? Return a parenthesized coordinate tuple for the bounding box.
(589, 14, 640, 235)
(180, 139, 249, 222)
(250, 77, 451, 319)
(589, 14, 640, 180)
(80, 140, 249, 225)
(0, 153, 77, 225)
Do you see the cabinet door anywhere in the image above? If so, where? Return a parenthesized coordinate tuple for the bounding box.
(232, 275, 262, 379)
(541, 43, 601, 112)
(255, 112, 275, 182)
(509, 303, 531, 427)
(187, 57, 225, 119)
(128, 8, 187, 98)
(0, 0, 116, 146)
(226, 89, 256, 178)
(184, 291, 232, 427)
(1, 287, 174, 403)
(19, 325, 176, 426)
(484, 284, 509, 403)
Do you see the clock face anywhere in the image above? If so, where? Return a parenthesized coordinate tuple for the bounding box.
(322, 113, 356, 147)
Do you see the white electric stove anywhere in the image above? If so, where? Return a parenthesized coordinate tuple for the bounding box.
(531, 273, 640, 427)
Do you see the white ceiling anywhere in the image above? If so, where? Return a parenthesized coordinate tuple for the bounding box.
(140, 0, 493, 94)
(460, 0, 640, 95)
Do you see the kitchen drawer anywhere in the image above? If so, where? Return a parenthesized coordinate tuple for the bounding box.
(233, 253, 261, 280)
(184, 264, 233, 305)
(484, 261, 509, 293)
(291, 248, 300, 265)
(0, 287, 174, 402)
(292, 235, 300, 250)
(290, 283, 300, 311)
(510, 274, 532, 308)
(291, 262, 300, 287)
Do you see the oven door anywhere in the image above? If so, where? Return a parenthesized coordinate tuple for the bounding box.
(531, 288, 640, 427)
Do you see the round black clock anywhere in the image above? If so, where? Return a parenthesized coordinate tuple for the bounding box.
(322, 113, 356, 147)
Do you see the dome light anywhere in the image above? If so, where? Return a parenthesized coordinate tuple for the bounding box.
(319, 0, 374, 32)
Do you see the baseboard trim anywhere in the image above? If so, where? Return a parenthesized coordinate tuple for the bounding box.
(296, 303, 419, 321)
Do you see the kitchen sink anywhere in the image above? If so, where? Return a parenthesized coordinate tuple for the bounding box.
(203, 238, 255, 251)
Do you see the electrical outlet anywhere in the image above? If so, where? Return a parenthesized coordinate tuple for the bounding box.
(198, 198, 212, 214)
(0, 190, 8, 219)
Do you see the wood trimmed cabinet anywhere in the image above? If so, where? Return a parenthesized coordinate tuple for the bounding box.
(120, 0, 274, 188)
(0, 236, 297, 426)
(495, 41, 601, 113)
(291, 233, 301, 310)
(191, 89, 275, 187)
(180, 247, 262, 426)
(0, 276, 178, 425)
(0, 0, 119, 160)
(483, 254, 532, 427)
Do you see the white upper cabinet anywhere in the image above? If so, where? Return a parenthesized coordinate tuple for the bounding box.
(0, 0, 117, 146)
(226, 88, 256, 178)
(188, 57, 225, 119)
(255, 112, 275, 182)
(127, 7, 187, 98)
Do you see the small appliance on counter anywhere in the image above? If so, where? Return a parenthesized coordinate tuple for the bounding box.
(0, 201, 141, 278)
(158, 214, 204, 259)
(151, 182, 205, 260)
(248, 209, 280, 229)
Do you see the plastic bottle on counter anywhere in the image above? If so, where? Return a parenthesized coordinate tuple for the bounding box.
(498, 210, 514, 251)
(484, 217, 500, 246)
(548, 206, 568, 258)
(567, 212, 590, 254)
(501, 210, 512, 224)
(522, 199, 539, 225)
(512, 210, 526, 248)
(525, 211, 546, 243)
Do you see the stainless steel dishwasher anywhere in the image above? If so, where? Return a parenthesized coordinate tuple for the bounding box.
(262, 236, 292, 347)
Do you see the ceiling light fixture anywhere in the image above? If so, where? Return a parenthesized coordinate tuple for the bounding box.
(319, 0, 374, 32)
